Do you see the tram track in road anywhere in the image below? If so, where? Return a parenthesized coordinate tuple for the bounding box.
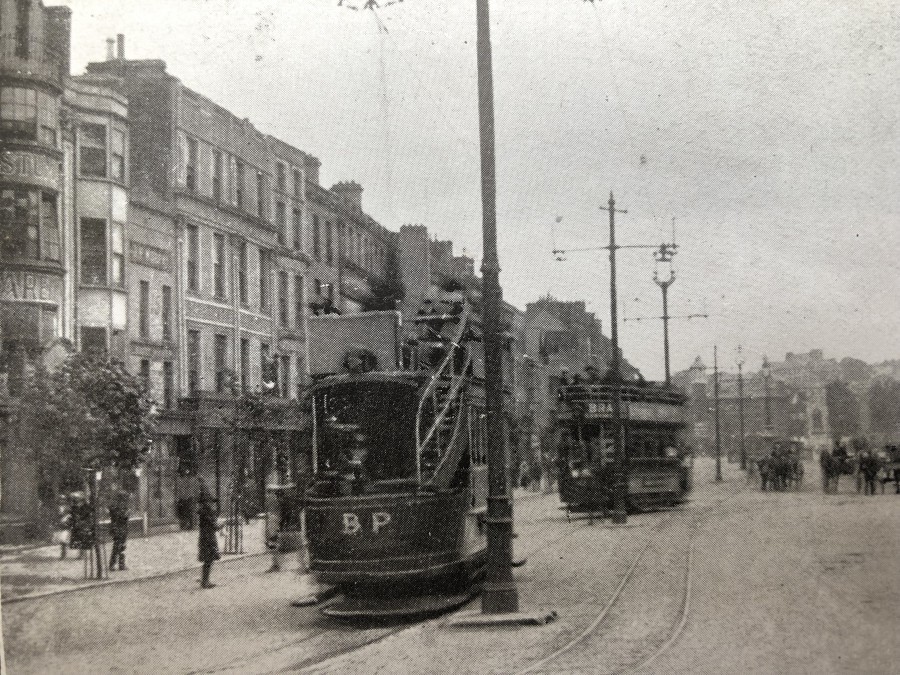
(288, 496, 598, 675)
(516, 486, 741, 675)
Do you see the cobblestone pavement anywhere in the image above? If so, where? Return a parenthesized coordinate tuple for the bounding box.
(6, 460, 900, 674)
(1, 519, 267, 601)
(283, 464, 733, 675)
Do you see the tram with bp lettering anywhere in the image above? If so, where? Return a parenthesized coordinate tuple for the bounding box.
(555, 380, 692, 515)
(303, 294, 495, 618)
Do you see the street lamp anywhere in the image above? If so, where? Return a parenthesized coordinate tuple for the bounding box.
(761, 355, 773, 436)
(476, 0, 518, 615)
(653, 244, 676, 386)
(737, 346, 746, 470)
(713, 346, 722, 482)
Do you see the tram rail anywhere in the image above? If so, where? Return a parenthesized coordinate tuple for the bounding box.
(516, 487, 738, 675)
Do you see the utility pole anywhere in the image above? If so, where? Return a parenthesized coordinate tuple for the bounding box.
(714, 346, 722, 482)
(477, 0, 518, 615)
(737, 346, 746, 470)
(555, 199, 676, 525)
(600, 193, 627, 524)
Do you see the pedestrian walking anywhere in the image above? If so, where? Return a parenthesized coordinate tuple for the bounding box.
(529, 460, 543, 492)
(52, 493, 72, 559)
(758, 456, 770, 491)
(819, 448, 834, 494)
(108, 489, 130, 571)
(197, 488, 221, 589)
(890, 446, 900, 494)
(861, 450, 880, 496)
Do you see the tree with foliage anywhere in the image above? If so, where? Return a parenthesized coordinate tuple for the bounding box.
(869, 379, 900, 435)
(825, 380, 861, 444)
(17, 352, 155, 504)
(363, 243, 405, 311)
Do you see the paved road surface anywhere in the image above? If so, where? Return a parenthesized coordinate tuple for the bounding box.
(5, 458, 900, 674)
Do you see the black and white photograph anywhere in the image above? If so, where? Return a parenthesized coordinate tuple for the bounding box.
(0, 0, 898, 672)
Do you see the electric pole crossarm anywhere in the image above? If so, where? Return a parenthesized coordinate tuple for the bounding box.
(553, 244, 659, 255)
(623, 313, 709, 322)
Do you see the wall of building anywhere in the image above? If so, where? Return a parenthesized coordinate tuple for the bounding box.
(0, 0, 70, 531)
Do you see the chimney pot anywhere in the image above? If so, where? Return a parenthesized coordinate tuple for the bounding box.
(106, 38, 115, 61)
(116, 34, 125, 60)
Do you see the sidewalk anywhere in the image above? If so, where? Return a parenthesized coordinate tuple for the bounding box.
(0, 518, 267, 602)
(1, 487, 545, 605)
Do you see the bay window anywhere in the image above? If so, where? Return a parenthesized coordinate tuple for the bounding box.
(0, 189, 59, 261)
(80, 123, 107, 177)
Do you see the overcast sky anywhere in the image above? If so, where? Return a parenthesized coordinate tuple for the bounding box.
(59, 0, 899, 379)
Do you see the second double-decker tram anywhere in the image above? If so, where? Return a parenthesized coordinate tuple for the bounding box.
(555, 380, 691, 515)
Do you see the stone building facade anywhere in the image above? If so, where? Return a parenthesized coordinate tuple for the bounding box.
(0, 0, 71, 534)
(0, 2, 538, 539)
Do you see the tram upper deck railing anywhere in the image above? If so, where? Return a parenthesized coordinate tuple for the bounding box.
(557, 382, 688, 424)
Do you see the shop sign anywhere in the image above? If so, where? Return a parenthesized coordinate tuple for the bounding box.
(129, 240, 173, 271)
(0, 150, 59, 190)
(1, 270, 61, 303)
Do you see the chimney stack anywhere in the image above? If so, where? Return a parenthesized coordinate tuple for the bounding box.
(106, 38, 115, 61)
(116, 34, 125, 60)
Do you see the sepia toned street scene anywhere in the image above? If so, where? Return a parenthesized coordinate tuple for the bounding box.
(1, 1, 898, 673)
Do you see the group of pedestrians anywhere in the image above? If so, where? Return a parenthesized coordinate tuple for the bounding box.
(757, 444, 804, 491)
(51, 480, 223, 589)
(820, 444, 900, 496)
(53, 488, 131, 571)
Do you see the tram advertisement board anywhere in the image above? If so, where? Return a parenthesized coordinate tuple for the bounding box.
(308, 310, 401, 375)
(629, 401, 686, 424)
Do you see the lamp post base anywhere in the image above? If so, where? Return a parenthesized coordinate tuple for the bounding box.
(610, 509, 627, 525)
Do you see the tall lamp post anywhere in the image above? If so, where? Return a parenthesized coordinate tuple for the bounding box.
(653, 245, 676, 386)
(713, 346, 722, 482)
(476, 0, 518, 615)
(737, 346, 746, 470)
(762, 356, 773, 436)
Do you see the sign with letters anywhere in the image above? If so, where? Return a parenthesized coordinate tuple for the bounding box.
(0, 270, 61, 304)
(0, 150, 59, 191)
(130, 241, 173, 271)
(342, 511, 392, 535)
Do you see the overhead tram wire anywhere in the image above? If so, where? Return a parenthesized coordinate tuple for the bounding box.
(586, 1, 666, 239)
(330, 0, 485, 246)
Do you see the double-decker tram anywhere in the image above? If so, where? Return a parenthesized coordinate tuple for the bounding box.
(555, 379, 692, 515)
(303, 295, 491, 618)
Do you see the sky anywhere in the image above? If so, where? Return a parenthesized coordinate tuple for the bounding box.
(58, 0, 899, 379)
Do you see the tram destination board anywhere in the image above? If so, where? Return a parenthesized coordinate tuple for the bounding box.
(558, 400, 686, 423)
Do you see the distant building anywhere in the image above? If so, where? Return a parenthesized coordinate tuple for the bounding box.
(521, 296, 642, 459)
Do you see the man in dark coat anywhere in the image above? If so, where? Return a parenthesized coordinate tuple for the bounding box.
(819, 448, 833, 494)
(757, 455, 771, 491)
(197, 489, 221, 588)
(861, 450, 880, 496)
(108, 489, 130, 571)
